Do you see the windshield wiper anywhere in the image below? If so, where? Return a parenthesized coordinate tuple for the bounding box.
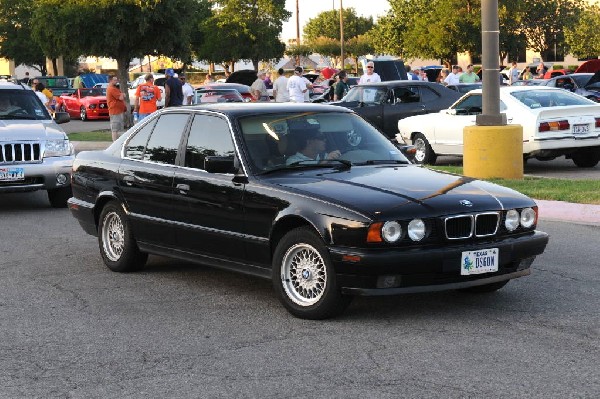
(358, 159, 411, 165)
(290, 159, 352, 168)
(258, 159, 352, 175)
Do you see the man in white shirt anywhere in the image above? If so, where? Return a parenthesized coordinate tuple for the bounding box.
(179, 74, 194, 105)
(287, 66, 308, 103)
(444, 65, 461, 85)
(272, 68, 289, 102)
(359, 61, 381, 84)
(508, 62, 520, 85)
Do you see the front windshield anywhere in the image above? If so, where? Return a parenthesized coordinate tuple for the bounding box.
(0, 90, 51, 120)
(511, 89, 595, 108)
(343, 87, 388, 104)
(239, 111, 408, 173)
(80, 88, 104, 97)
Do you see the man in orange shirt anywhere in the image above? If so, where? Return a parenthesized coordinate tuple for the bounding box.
(134, 74, 162, 122)
(106, 75, 126, 141)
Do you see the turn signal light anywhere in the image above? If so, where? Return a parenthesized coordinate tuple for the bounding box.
(367, 222, 384, 243)
(538, 120, 570, 132)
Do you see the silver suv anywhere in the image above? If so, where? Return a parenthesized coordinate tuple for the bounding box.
(0, 79, 74, 207)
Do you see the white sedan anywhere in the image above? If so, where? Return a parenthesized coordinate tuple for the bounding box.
(127, 73, 166, 109)
(398, 86, 600, 167)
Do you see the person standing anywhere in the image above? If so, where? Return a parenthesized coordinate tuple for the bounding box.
(522, 68, 533, 80)
(359, 61, 381, 84)
(33, 82, 51, 112)
(272, 68, 289, 102)
(287, 66, 308, 103)
(179, 74, 194, 105)
(72, 72, 84, 89)
(164, 68, 184, 107)
(536, 61, 548, 78)
(333, 71, 350, 101)
(134, 73, 161, 122)
(20, 72, 31, 85)
(263, 71, 273, 89)
(250, 71, 269, 101)
(459, 64, 480, 83)
(106, 75, 127, 141)
(508, 62, 520, 85)
(444, 65, 462, 85)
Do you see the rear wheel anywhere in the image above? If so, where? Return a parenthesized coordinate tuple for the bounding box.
(98, 201, 147, 272)
(80, 106, 87, 121)
(458, 280, 509, 293)
(412, 133, 437, 165)
(572, 148, 600, 168)
(272, 227, 352, 319)
(47, 186, 72, 208)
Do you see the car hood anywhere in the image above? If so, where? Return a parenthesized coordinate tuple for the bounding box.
(0, 120, 67, 141)
(267, 165, 533, 219)
(584, 71, 600, 88)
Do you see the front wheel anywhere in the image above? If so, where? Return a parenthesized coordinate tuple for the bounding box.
(80, 106, 87, 121)
(412, 133, 437, 165)
(272, 227, 352, 319)
(98, 201, 148, 272)
(572, 148, 600, 168)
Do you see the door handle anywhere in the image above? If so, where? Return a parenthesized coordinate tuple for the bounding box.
(176, 183, 190, 194)
(123, 175, 134, 186)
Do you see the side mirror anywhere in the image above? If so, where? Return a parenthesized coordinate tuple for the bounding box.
(53, 112, 70, 124)
(445, 109, 457, 115)
(204, 156, 235, 174)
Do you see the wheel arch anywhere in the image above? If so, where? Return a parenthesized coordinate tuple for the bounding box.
(270, 215, 320, 259)
(93, 192, 127, 228)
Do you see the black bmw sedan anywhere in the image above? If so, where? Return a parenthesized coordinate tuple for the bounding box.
(68, 103, 548, 319)
(332, 81, 462, 138)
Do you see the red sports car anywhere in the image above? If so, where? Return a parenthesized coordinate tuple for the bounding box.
(57, 88, 109, 121)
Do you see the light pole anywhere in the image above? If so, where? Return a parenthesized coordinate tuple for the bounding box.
(296, 0, 300, 66)
(340, 0, 344, 70)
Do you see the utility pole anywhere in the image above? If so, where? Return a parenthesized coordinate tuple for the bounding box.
(296, 0, 300, 66)
(340, 0, 344, 70)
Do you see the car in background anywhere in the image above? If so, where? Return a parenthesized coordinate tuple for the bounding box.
(193, 88, 244, 104)
(446, 82, 483, 93)
(33, 75, 72, 110)
(543, 69, 571, 79)
(0, 79, 73, 208)
(199, 83, 253, 102)
(510, 79, 548, 86)
(93, 82, 108, 93)
(332, 81, 462, 138)
(57, 88, 109, 121)
(128, 74, 166, 108)
(66, 103, 548, 319)
(539, 72, 600, 102)
(398, 86, 600, 167)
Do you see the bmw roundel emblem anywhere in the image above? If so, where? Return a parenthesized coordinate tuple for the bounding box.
(460, 200, 473, 207)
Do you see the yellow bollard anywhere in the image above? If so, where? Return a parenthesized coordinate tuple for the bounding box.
(463, 125, 524, 179)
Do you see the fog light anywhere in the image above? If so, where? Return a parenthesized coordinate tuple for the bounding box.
(377, 275, 402, 288)
(56, 173, 68, 185)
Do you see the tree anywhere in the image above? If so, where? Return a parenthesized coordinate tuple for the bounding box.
(0, 0, 48, 74)
(564, 4, 600, 59)
(303, 8, 373, 43)
(368, 13, 405, 58)
(199, 0, 290, 71)
(32, 0, 208, 111)
(345, 35, 374, 74)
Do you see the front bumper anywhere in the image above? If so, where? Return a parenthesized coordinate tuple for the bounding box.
(329, 230, 549, 295)
(0, 155, 73, 193)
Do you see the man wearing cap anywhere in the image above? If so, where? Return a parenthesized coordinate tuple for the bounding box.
(164, 68, 184, 107)
(251, 71, 269, 101)
(287, 66, 308, 103)
(444, 65, 462, 85)
(285, 129, 341, 165)
(179, 74, 194, 105)
(359, 61, 381, 85)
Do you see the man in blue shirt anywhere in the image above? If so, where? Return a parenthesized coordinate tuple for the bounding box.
(164, 68, 183, 107)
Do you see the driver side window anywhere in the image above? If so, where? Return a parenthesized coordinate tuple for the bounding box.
(453, 94, 482, 115)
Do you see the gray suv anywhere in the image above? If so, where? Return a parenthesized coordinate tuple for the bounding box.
(0, 79, 73, 207)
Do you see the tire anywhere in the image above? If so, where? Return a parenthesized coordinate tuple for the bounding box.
(80, 106, 87, 121)
(412, 133, 437, 165)
(458, 280, 509, 293)
(47, 186, 72, 208)
(272, 227, 352, 319)
(572, 149, 600, 168)
(98, 201, 148, 272)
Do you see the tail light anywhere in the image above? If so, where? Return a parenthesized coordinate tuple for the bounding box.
(538, 120, 570, 132)
(595, 118, 600, 128)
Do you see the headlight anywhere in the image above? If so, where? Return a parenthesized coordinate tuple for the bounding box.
(89, 104, 97, 109)
(505, 209, 520, 231)
(408, 219, 426, 241)
(381, 221, 402, 243)
(520, 207, 536, 228)
(45, 139, 72, 157)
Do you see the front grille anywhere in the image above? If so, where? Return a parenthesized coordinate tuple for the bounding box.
(1, 142, 42, 164)
(444, 212, 500, 240)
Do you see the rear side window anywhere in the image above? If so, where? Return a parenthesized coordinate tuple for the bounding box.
(143, 113, 189, 164)
(420, 87, 440, 102)
(124, 119, 156, 159)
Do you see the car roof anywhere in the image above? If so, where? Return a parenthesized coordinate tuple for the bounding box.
(159, 102, 354, 117)
(0, 80, 31, 90)
(467, 86, 570, 95)
(350, 80, 442, 88)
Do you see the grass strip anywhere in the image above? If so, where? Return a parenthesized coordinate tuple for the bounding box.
(68, 131, 112, 141)
(428, 165, 600, 205)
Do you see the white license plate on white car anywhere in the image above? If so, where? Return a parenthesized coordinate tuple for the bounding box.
(0, 167, 25, 181)
(461, 248, 499, 275)
(573, 124, 589, 134)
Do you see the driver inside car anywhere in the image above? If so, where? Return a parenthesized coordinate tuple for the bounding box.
(0, 96, 22, 116)
(285, 126, 341, 165)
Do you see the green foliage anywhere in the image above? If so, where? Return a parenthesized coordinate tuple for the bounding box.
(564, 5, 600, 59)
(303, 8, 373, 43)
(369, 13, 404, 57)
(285, 44, 313, 58)
(309, 36, 341, 58)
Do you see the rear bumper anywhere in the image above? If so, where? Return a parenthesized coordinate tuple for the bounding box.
(67, 197, 98, 236)
(0, 155, 73, 193)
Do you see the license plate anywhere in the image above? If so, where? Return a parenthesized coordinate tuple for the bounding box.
(573, 124, 589, 134)
(461, 248, 499, 275)
(0, 167, 25, 181)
